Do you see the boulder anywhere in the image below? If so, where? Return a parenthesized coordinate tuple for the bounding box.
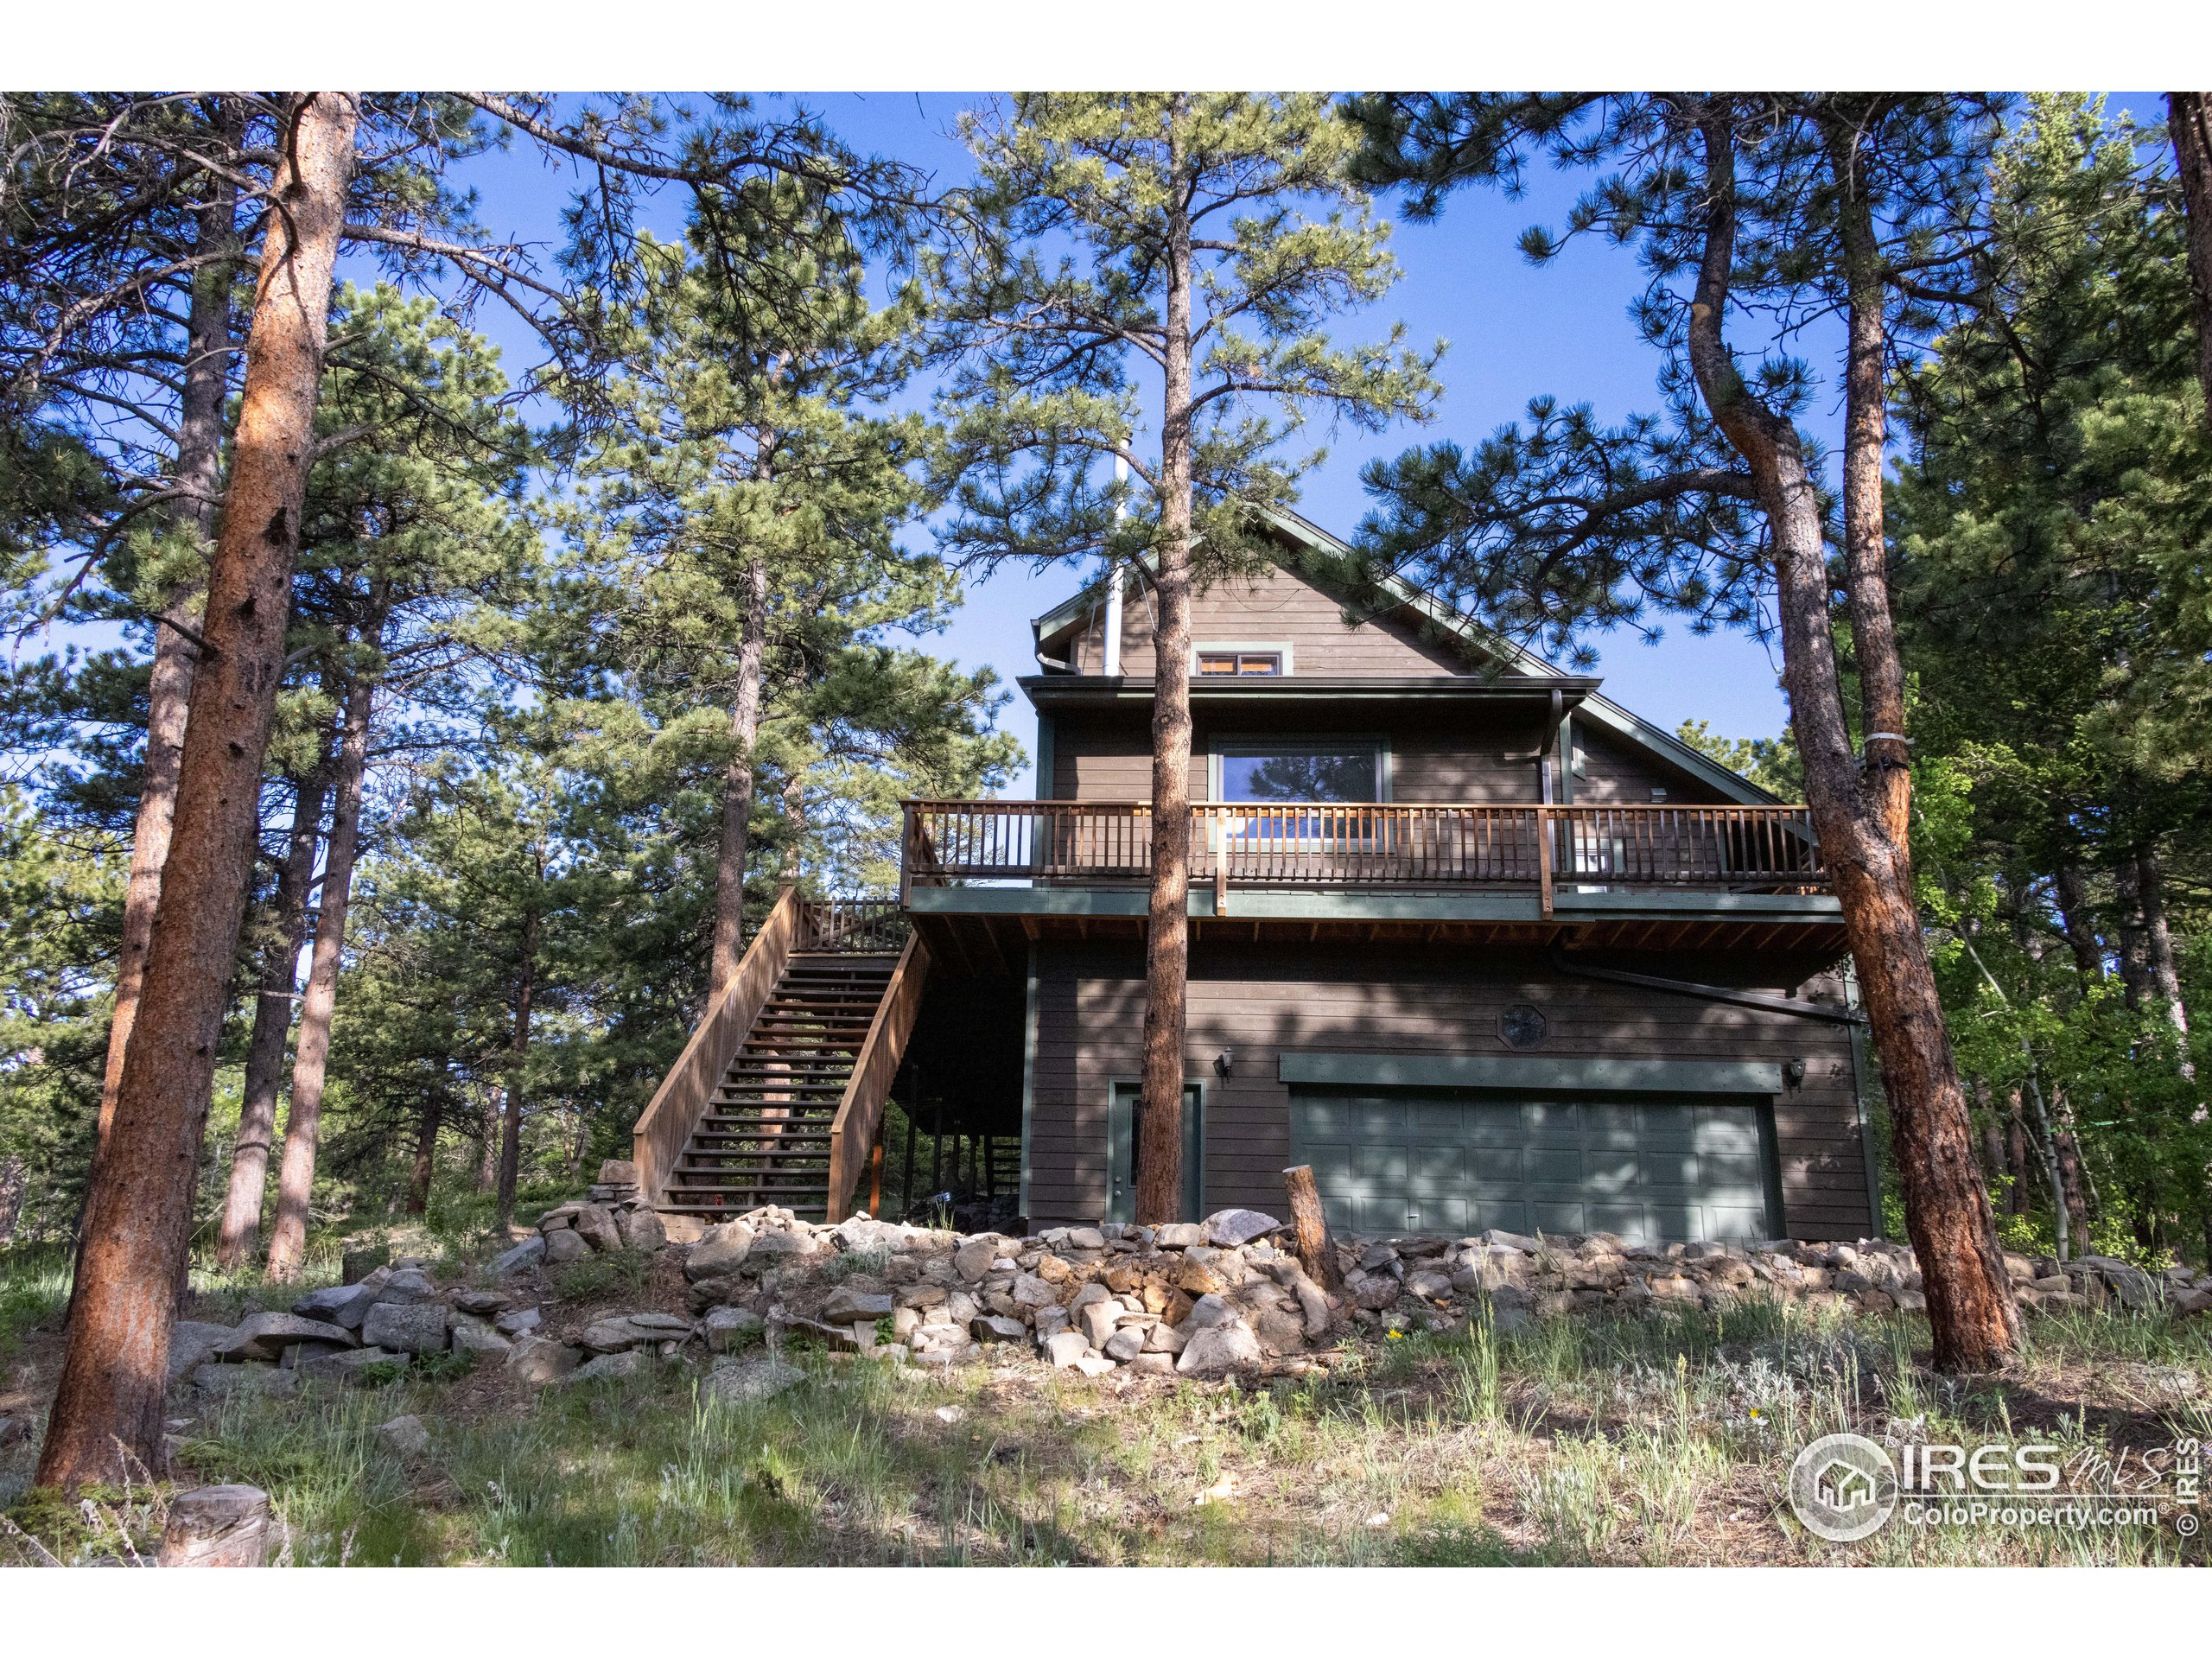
(168, 1320, 238, 1383)
(747, 1228, 823, 1261)
(573, 1203, 623, 1254)
(704, 1357, 804, 1404)
(214, 1311, 357, 1363)
(372, 1267, 439, 1306)
(832, 1216, 913, 1255)
(598, 1159, 639, 1186)
(296, 1346, 406, 1385)
(1125, 1351, 1176, 1375)
(1204, 1209, 1281, 1249)
(821, 1287, 895, 1325)
(1009, 1272, 1058, 1308)
(278, 1340, 350, 1370)
(705, 1306, 766, 1353)
(192, 1362, 298, 1399)
(1072, 1353, 1117, 1376)
(1142, 1321, 1188, 1355)
(362, 1300, 449, 1355)
(292, 1283, 378, 1330)
(1344, 1271, 1402, 1313)
(1078, 1300, 1121, 1348)
(969, 1313, 1027, 1344)
(1033, 1306, 1071, 1342)
(1183, 1292, 1237, 1330)
(1065, 1227, 1107, 1251)
(494, 1306, 543, 1338)
(1154, 1222, 1207, 1249)
(493, 1236, 548, 1278)
(1102, 1326, 1146, 1363)
(506, 1335, 582, 1385)
(952, 1237, 999, 1281)
(1041, 1330, 1092, 1369)
(568, 1350, 644, 1384)
(1178, 1317, 1264, 1376)
(375, 1414, 430, 1457)
(543, 1228, 592, 1266)
(615, 1208, 667, 1254)
(450, 1287, 512, 1317)
(580, 1311, 693, 1353)
(450, 1319, 512, 1359)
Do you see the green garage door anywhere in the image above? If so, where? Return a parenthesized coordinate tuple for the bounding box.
(1290, 1090, 1778, 1243)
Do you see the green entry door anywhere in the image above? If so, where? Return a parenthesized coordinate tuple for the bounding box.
(1108, 1082, 1204, 1224)
(1288, 1090, 1778, 1243)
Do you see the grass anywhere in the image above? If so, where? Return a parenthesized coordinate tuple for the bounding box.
(3, 1242, 2209, 1567)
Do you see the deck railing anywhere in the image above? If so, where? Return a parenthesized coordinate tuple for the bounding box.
(798, 898, 910, 954)
(901, 799, 1824, 912)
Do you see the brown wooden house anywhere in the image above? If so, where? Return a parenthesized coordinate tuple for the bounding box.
(634, 509, 1878, 1244)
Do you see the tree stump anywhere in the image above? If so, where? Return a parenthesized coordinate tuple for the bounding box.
(158, 1484, 272, 1567)
(1281, 1165, 1342, 1291)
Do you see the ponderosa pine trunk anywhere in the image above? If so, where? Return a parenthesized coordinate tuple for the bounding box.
(89, 101, 245, 1166)
(38, 92, 359, 1490)
(779, 765, 805, 884)
(710, 557, 768, 994)
(2054, 862, 2106, 983)
(265, 639, 380, 1282)
(2113, 852, 2152, 1012)
(478, 1090, 502, 1192)
(2004, 1089, 2031, 1217)
(2133, 843, 2195, 1079)
(405, 1092, 442, 1216)
(1829, 114, 1913, 854)
(1135, 107, 1196, 1227)
(495, 892, 540, 1230)
(0, 1154, 25, 1245)
(1682, 107, 2016, 1372)
(2170, 93, 2212, 428)
(214, 746, 333, 1266)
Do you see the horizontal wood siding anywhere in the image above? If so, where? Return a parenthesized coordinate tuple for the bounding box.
(1027, 942, 1870, 1239)
(1573, 721, 1732, 807)
(1071, 564, 1469, 678)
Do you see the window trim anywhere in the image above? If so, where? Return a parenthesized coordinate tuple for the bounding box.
(1207, 733, 1392, 804)
(1192, 639, 1294, 677)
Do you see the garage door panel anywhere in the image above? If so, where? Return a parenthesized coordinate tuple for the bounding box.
(1292, 1089, 1777, 1243)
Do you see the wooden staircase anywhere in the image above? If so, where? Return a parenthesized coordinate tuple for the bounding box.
(660, 952, 897, 1221)
(633, 891, 930, 1227)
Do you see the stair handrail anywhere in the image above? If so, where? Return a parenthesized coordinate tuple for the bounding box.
(633, 883, 802, 1209)
(823, 929, 932, 1224)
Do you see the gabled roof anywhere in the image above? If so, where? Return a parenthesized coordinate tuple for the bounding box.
(1028, 506, 1783, 807)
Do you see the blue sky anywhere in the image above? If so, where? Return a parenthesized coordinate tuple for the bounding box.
(413, 92, 2173, 796)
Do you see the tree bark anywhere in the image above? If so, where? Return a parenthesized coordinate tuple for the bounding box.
(405, 1091, 442, 1216)
(89, 101, 245, 1165)
(495, 890, 540, 1230)
(2113, 851, 2152, 1012)
(710, 556, 768, 994)
(1681, 105, 2016, 1372)
(2053, 862, 2105, 984)
(1828, 109, 1913, 853)
(1135, 104, 1195, 1227)
(0, 1154, 25, 1245)
(264, 636, 380, 1282)
(2003, 1089, 2031, 1217)
(478, 1090, 502, 1192)
(779, 762, 805, 884)
(1282, 1165, 1342, 1290)
(2133, 843, 2194, 1078)
(2170, 93, 2212, 429)
(38, 92, 358, 1491)
(214, 747, 332, 1267)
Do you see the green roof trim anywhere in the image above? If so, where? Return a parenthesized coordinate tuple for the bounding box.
(905, 885, 1840, 926)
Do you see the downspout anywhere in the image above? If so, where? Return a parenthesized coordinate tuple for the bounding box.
(1547, 948, 1867, 1026)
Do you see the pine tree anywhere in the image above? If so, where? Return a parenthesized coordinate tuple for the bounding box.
(1347, 92, 2023, 1370)
(932, 93, 1439, 1223)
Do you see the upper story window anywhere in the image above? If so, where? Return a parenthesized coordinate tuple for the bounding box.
(1198, 650, 1282, 677)
(1218, 743, 1381, 804)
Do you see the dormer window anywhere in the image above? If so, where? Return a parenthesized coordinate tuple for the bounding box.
(1194, 642, 1289, 677)
(1198, 651, 1281, 677)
